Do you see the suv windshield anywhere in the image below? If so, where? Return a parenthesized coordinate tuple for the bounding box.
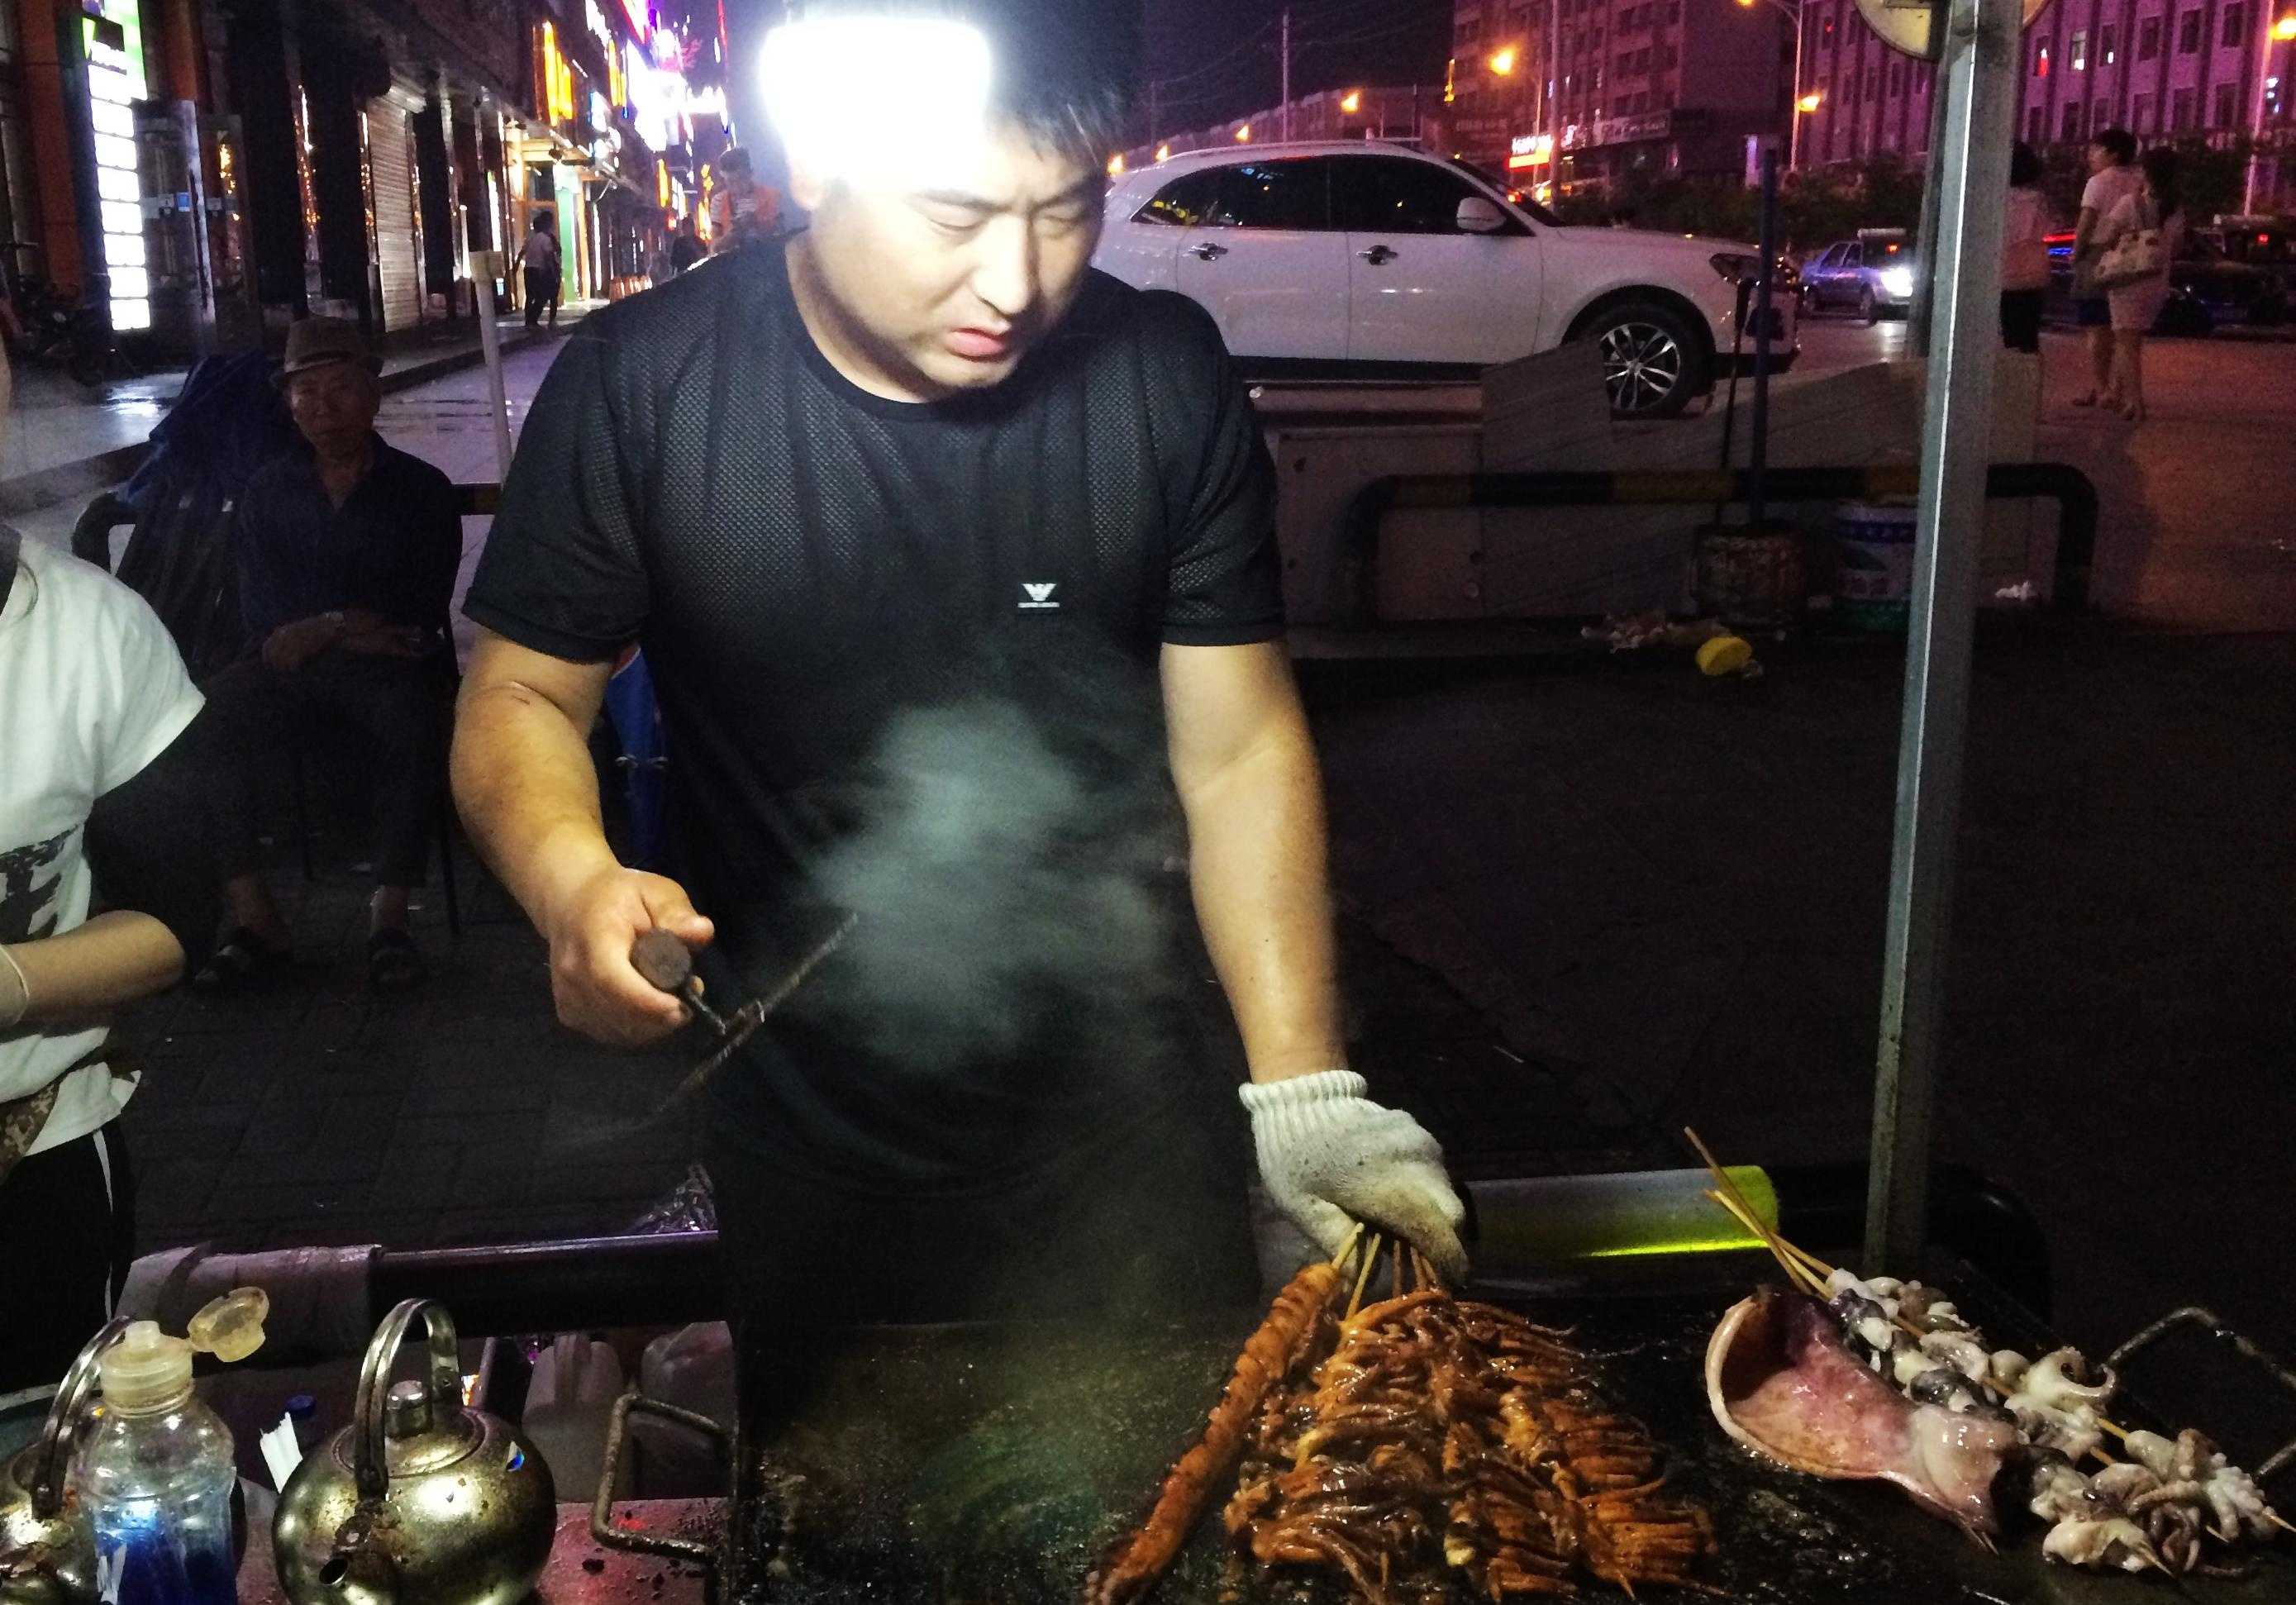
(1446, 158, 1562, 227)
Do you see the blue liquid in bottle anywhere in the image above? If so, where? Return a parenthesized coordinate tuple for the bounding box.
(74, 1323, 240, 1605)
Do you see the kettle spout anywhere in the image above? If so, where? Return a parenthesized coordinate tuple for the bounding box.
(317, 1507, 401, 1605)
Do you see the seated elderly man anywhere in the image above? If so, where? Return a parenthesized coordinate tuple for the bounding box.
(197, 319, 462, 990)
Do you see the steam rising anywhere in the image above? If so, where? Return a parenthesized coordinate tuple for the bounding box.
(807, 658, 1189, 1076)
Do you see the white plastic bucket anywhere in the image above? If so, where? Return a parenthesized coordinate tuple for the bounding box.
(1833, 500, 1917, 631)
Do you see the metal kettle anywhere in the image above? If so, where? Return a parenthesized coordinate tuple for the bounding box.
(273, 1301, 554, 1605)
(0, 1322, 126, 1605)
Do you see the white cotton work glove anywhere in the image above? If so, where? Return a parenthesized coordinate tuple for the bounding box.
(0, 945, 29, 1030)
(1240, 1069, 1470, 1283)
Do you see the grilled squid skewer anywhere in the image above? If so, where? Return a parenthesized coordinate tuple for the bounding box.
(1084, 1260, 1345, 1605)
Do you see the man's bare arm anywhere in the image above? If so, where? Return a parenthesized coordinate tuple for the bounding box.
(451, 628, 707, 1043)
(1161, 639, 1342, 1085)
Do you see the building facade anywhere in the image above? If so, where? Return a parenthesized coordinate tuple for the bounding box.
(1798, 0, 2295, 204)
(0, 0, 727, 363)
(1446, 0, 1793, 200)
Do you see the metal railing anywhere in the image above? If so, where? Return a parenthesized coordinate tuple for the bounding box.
(1339, 460, 2099, 626)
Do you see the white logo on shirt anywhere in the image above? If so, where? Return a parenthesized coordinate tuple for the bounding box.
(1019, 583, 1060, 611)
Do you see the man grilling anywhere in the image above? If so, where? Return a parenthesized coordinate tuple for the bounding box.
(450, 0, 1465, 1353)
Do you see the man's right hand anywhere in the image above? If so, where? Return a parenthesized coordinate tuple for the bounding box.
(543, 865, 717, 1046)
(261, 615, 341, 674)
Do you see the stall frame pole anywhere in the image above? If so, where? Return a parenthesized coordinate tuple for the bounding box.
(1864, 0, 2022, 1275)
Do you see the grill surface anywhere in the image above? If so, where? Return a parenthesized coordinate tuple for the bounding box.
(722, 1260, 2296, 1603)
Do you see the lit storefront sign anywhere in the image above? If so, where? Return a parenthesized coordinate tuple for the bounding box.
(540, 22, 577, 122)
(1508, 132, 1552, 169)
(82, 2, 150, 330)
(656, 157, 669, 207)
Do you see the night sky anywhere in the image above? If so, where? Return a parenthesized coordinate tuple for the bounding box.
(1143, 0, 1452, 134)
(721, 0, 1455, 155)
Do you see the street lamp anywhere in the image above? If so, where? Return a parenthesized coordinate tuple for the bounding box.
(1341, 88, 1363, 114)
(2278, 14, 2296, 39)
(1235, 122, 1252, 142)
(1155, 142, 1172, 162)
(1107, 154, 1125, 176)
(1736, 0, 1808, 171)
(1489, 45, 1519, 74)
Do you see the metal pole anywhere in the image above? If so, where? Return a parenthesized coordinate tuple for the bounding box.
(471, 251, 515, 479)
(1864, 0, 2020, 1276)
(2244, 18, 2279, 212)
(1750, 148, 1778, 525)
(1549, 0, 1565, 202)
(1280, 10, 1293, 141)
(1908, 23, 1955, 352)
(1789, 1, 1807, 169)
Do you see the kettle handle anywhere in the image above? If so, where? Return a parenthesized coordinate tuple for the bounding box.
(29, 1318, 132, 1517)
(350, 1299, 461, 1503)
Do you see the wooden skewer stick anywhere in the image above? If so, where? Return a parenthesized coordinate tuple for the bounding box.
(1685, 1128, 1838, 1291)
(1346, 1235, 1384, 1320)
(1393, 1236, 1406, 1302)
(1704, 1188, 1829, 1299)
(1329, 1222, 1366, 1271)
(1412, 1246, 1441, 1294)
(1690, 1148, 2160, 1476)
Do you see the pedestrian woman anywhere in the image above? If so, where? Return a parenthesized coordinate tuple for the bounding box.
(2096, 146, 2184, 423)
(2000, 141, 2051, 354)
(2068, 127, 2141, 407)
(1, 354, 218, 1393)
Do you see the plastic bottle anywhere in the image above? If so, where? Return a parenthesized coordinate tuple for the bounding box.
(71, 1322, 240, 1605)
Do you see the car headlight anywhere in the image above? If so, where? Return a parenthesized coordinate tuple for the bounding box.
(1879, 266, 1914, 298)
(1708, 252, 1763, 285)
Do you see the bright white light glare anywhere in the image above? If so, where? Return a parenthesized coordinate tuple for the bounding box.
(760, 16, 992, 187)
(1880, 266, 1913, 298)
(112, 297, 150, 331)
(98, 166, 139, 202)
(104, 232, 147, 269)
(102, 199, 141, 235)
(94, 132, 136, 171)
(91, 99, 133, 138)
(107, 264, 150, 298)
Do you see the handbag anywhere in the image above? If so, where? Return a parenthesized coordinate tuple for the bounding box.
(2091, 198, 2169, 293)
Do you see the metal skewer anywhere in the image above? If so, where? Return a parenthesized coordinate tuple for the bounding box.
(629, 912, 858, 1115)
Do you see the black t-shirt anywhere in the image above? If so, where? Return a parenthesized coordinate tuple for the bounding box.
(464, 240, 1283, 1191)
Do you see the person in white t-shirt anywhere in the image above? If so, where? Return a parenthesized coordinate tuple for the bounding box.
(0, 517, 216, 1394)
(2070, 127, 2143, 408)
(2000, 141, 2052, 355)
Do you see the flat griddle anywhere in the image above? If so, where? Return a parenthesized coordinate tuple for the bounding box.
(707, 1255, 2296, 1603)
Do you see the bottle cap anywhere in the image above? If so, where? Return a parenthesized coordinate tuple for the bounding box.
(187, 1287, 269, 1363)
(98, 1322, 195, 1412)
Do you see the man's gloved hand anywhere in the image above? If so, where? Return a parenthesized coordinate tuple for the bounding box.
(1240, 1069, 1469, 1283)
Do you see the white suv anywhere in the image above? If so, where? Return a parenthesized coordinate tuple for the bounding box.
(1095, 140, 1797, 417)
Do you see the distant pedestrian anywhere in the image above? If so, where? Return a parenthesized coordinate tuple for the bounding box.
(669, 221, 706, 275)
(518, 211, 563, 331)
(2094, 147, 2184, 424)
(2000, 141, 2050, 354)
(707, 146, 780, 254)
(2069, 128, 2141, 407)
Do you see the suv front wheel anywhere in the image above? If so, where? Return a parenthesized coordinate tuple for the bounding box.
(1586, 300, 1709, 418)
